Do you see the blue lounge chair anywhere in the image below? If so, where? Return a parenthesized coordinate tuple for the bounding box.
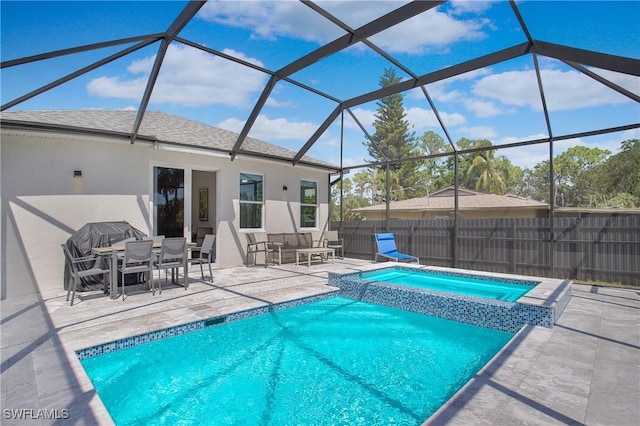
(374, 233, 419, 263)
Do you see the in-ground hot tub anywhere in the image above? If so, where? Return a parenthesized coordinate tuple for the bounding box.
(329, 264, 572, 333)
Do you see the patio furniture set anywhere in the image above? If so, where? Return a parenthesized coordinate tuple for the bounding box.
(62, 234, 215, 306)
(246, 231, 345, 267)
(63, 230, 416, 306)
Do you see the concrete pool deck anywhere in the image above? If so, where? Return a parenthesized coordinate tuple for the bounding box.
(1, 258, 638, 425)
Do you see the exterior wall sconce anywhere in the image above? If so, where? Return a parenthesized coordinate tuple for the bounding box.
(73, 170, 83, 194)
(282, 185, 288, 192)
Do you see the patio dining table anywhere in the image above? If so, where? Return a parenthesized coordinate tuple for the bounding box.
(92, 240, 196, 299)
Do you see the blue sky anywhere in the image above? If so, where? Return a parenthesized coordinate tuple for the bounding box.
(2, 0, 639, 170)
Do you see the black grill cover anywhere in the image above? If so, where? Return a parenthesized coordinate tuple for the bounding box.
(63, 221, 146, 291)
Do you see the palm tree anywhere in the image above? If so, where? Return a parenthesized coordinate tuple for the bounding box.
(467, 150, 507, 194)
(354, 168, 384, 204)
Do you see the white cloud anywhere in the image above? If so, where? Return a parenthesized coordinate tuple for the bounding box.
(449, 0, 496, 15)
(496, 130, 637, 169)
(496, 133, 549, 146)
(495, 133, 550, 168)
(87, 45, 267, 108)
(369, 9, 490, 54)
(265, 97, 294, 108)
(343, 107, 376, 131)
(198, 0, 343, 43)
(216, 114, 318, 142)
(408, 68, 492, 104)
(328, 157, 360, 168)
(473, 68, 634, 112)
(87, 76, 147, 101)
(200, 1, 494, 55)
(463, 98, 513, 118)
(594, 69, 640, 96)
(457, 125, 497, 139)
(321, 136, 340, 147)
(406, 107, 466, 129)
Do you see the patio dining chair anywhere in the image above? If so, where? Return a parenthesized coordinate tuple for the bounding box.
(374, 233, 419, 263)
(245, 232, 272, 267)
(61, 244, 110, 306)
(154, 237, 187, 295)
(118, 239, 154, 300)
(189, 234, 215, 281)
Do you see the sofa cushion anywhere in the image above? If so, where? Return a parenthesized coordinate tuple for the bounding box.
(266, 232, 313, 263)
(267, 233, 285, 247)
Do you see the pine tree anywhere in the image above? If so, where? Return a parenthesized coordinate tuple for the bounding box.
(363, 68, 421, 200)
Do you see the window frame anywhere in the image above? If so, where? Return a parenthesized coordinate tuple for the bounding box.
(299, 179, 318, 229)
(239, 172, 265, 230)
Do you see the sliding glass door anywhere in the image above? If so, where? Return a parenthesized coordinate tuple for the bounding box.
(154, 166, 184, 237)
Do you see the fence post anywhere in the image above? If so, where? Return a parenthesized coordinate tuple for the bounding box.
(372, 224, 377, 260)
(570, 216, 580, 280)
(410, 223, 415, 258)
(450, 223, 456, 268)
(509, 221, 516, 273)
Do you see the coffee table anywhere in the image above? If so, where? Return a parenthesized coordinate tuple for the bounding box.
(295, 247, 335, 267)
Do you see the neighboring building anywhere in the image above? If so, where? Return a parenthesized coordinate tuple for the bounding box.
(1, 110, 337, 298)
(351, 187, 550, 220)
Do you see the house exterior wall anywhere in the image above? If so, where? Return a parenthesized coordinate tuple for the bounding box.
(0, 130, 330, 300)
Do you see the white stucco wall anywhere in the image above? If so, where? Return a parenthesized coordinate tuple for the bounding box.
(0, 130, 331, 300)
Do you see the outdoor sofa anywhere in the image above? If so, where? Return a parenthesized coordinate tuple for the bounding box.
(267, 232, 318, 265)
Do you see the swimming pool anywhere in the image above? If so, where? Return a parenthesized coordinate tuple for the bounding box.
(80, 296, 514, 425)
(361, 267, 535, 302)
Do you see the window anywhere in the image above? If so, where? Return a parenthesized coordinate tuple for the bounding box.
(300, 180, 317, 228)
(239, 173, 263, 229)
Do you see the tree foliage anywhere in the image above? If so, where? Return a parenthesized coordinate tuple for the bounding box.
(333, 69, 639, 220)
(363, 68, 423, 200)
(330, 178, 370, 221)
(572, 139, 639, 207)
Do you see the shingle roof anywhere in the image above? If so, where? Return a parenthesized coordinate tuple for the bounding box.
(353, 187, 548, 213)
(0, 110, 336, 170)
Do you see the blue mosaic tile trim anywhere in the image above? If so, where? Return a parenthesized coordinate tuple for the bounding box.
(76, 291, 339, 360)
(331, 274, 561, 333)
(225, 292, 337, 322)
(359, 266, 539, 288)
(76, 320, 206, 360)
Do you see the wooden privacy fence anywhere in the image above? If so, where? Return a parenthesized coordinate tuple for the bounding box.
(332, 215, 640, 286)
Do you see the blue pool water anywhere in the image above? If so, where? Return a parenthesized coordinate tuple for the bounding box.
(81, 297, 514, 425)
(361, 268, 536, 302)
